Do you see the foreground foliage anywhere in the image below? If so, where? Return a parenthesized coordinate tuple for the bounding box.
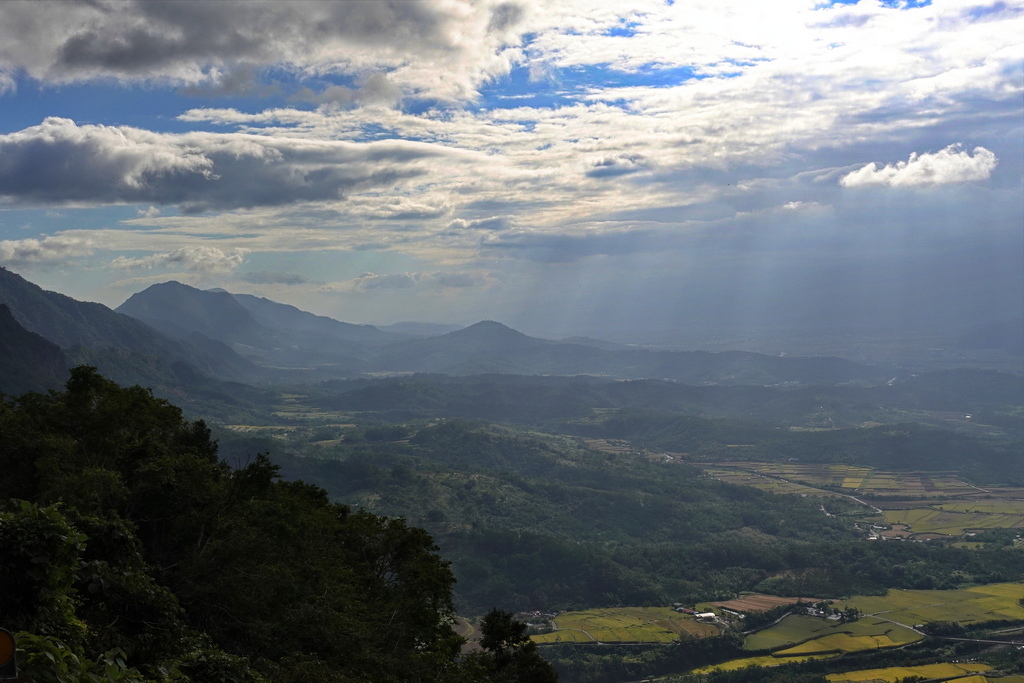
(0, 368, 555, 682)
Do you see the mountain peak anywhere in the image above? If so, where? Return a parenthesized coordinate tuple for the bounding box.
(117, 281, 260, 340)
(450, 320, 531, 340)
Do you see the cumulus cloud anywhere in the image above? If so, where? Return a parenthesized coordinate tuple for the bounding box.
(839, 145, 999, 188)
(111, 245, 247, 272)
(0, 234, 93, 265)
(0, 117, 460, 211)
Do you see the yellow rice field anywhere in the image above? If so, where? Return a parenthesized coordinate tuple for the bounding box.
(826, 661, 991, 682)
(531, 606, 719, 645)
(690, 653, 834, 673)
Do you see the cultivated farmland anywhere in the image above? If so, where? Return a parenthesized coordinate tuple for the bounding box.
(742, 614, 920, 653)
(690, 653, 835, 673)
(708, 462, 990, 498)
(825, 661, 993, 682)
(837, 582, 1024, 626)
(531, 607, 719, 644)
(709, 594, 818, 613)
(881, 506, 1024, 535)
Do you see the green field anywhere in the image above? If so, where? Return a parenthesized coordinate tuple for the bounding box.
(742, 614, 920, 653)
(883, 507, 1024, 535)
(935, 500, 1024, 514)
(531, 606, 719, 644)
(837, 583, 1024, 626)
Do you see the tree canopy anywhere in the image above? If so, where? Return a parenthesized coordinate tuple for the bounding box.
(0, 367, 554, 682)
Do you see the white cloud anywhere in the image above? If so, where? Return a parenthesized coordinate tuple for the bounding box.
(839, 145, 999, 188)
(446, 216, 511, 232)
(0, 234, 93, 265)
(111, 245, 247, 272)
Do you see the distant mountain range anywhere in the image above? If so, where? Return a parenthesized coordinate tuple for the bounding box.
(1, 269, 925, 401)
(0, 268, 274, 409)
(114, 280, 894, 385)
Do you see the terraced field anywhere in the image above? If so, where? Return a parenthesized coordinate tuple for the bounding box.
(531, 606, 719, 644)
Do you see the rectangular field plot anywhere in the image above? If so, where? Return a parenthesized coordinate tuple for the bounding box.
(826, 661, 992, 682)
(691, 653, 835, 674)
(710, 594, 818, 613)
(838, 583, 1024, 626)
(532, 630, 592, 644)
(532, 606, 719, 645)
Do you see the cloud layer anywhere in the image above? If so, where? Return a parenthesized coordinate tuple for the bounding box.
(0, 0, 1020, 339)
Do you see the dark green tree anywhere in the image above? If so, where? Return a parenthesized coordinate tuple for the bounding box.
(467, 609, 558, 682)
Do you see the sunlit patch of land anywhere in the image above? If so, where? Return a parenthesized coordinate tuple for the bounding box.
(825, 661, 993, 682)
(531, 606, 720, 644)
(690, 653, 836, 673)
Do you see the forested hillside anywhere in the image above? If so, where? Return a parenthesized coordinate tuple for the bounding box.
(253, 419, 1024, 614)
(0, 368, 554, 682)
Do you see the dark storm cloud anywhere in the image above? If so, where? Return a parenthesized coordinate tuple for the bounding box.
(0, 1, 529, 99)
(53, 1, 442, 74)
(0, 118, 456, 212)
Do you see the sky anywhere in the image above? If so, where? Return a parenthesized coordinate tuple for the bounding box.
(0, 0, 1021, 347)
